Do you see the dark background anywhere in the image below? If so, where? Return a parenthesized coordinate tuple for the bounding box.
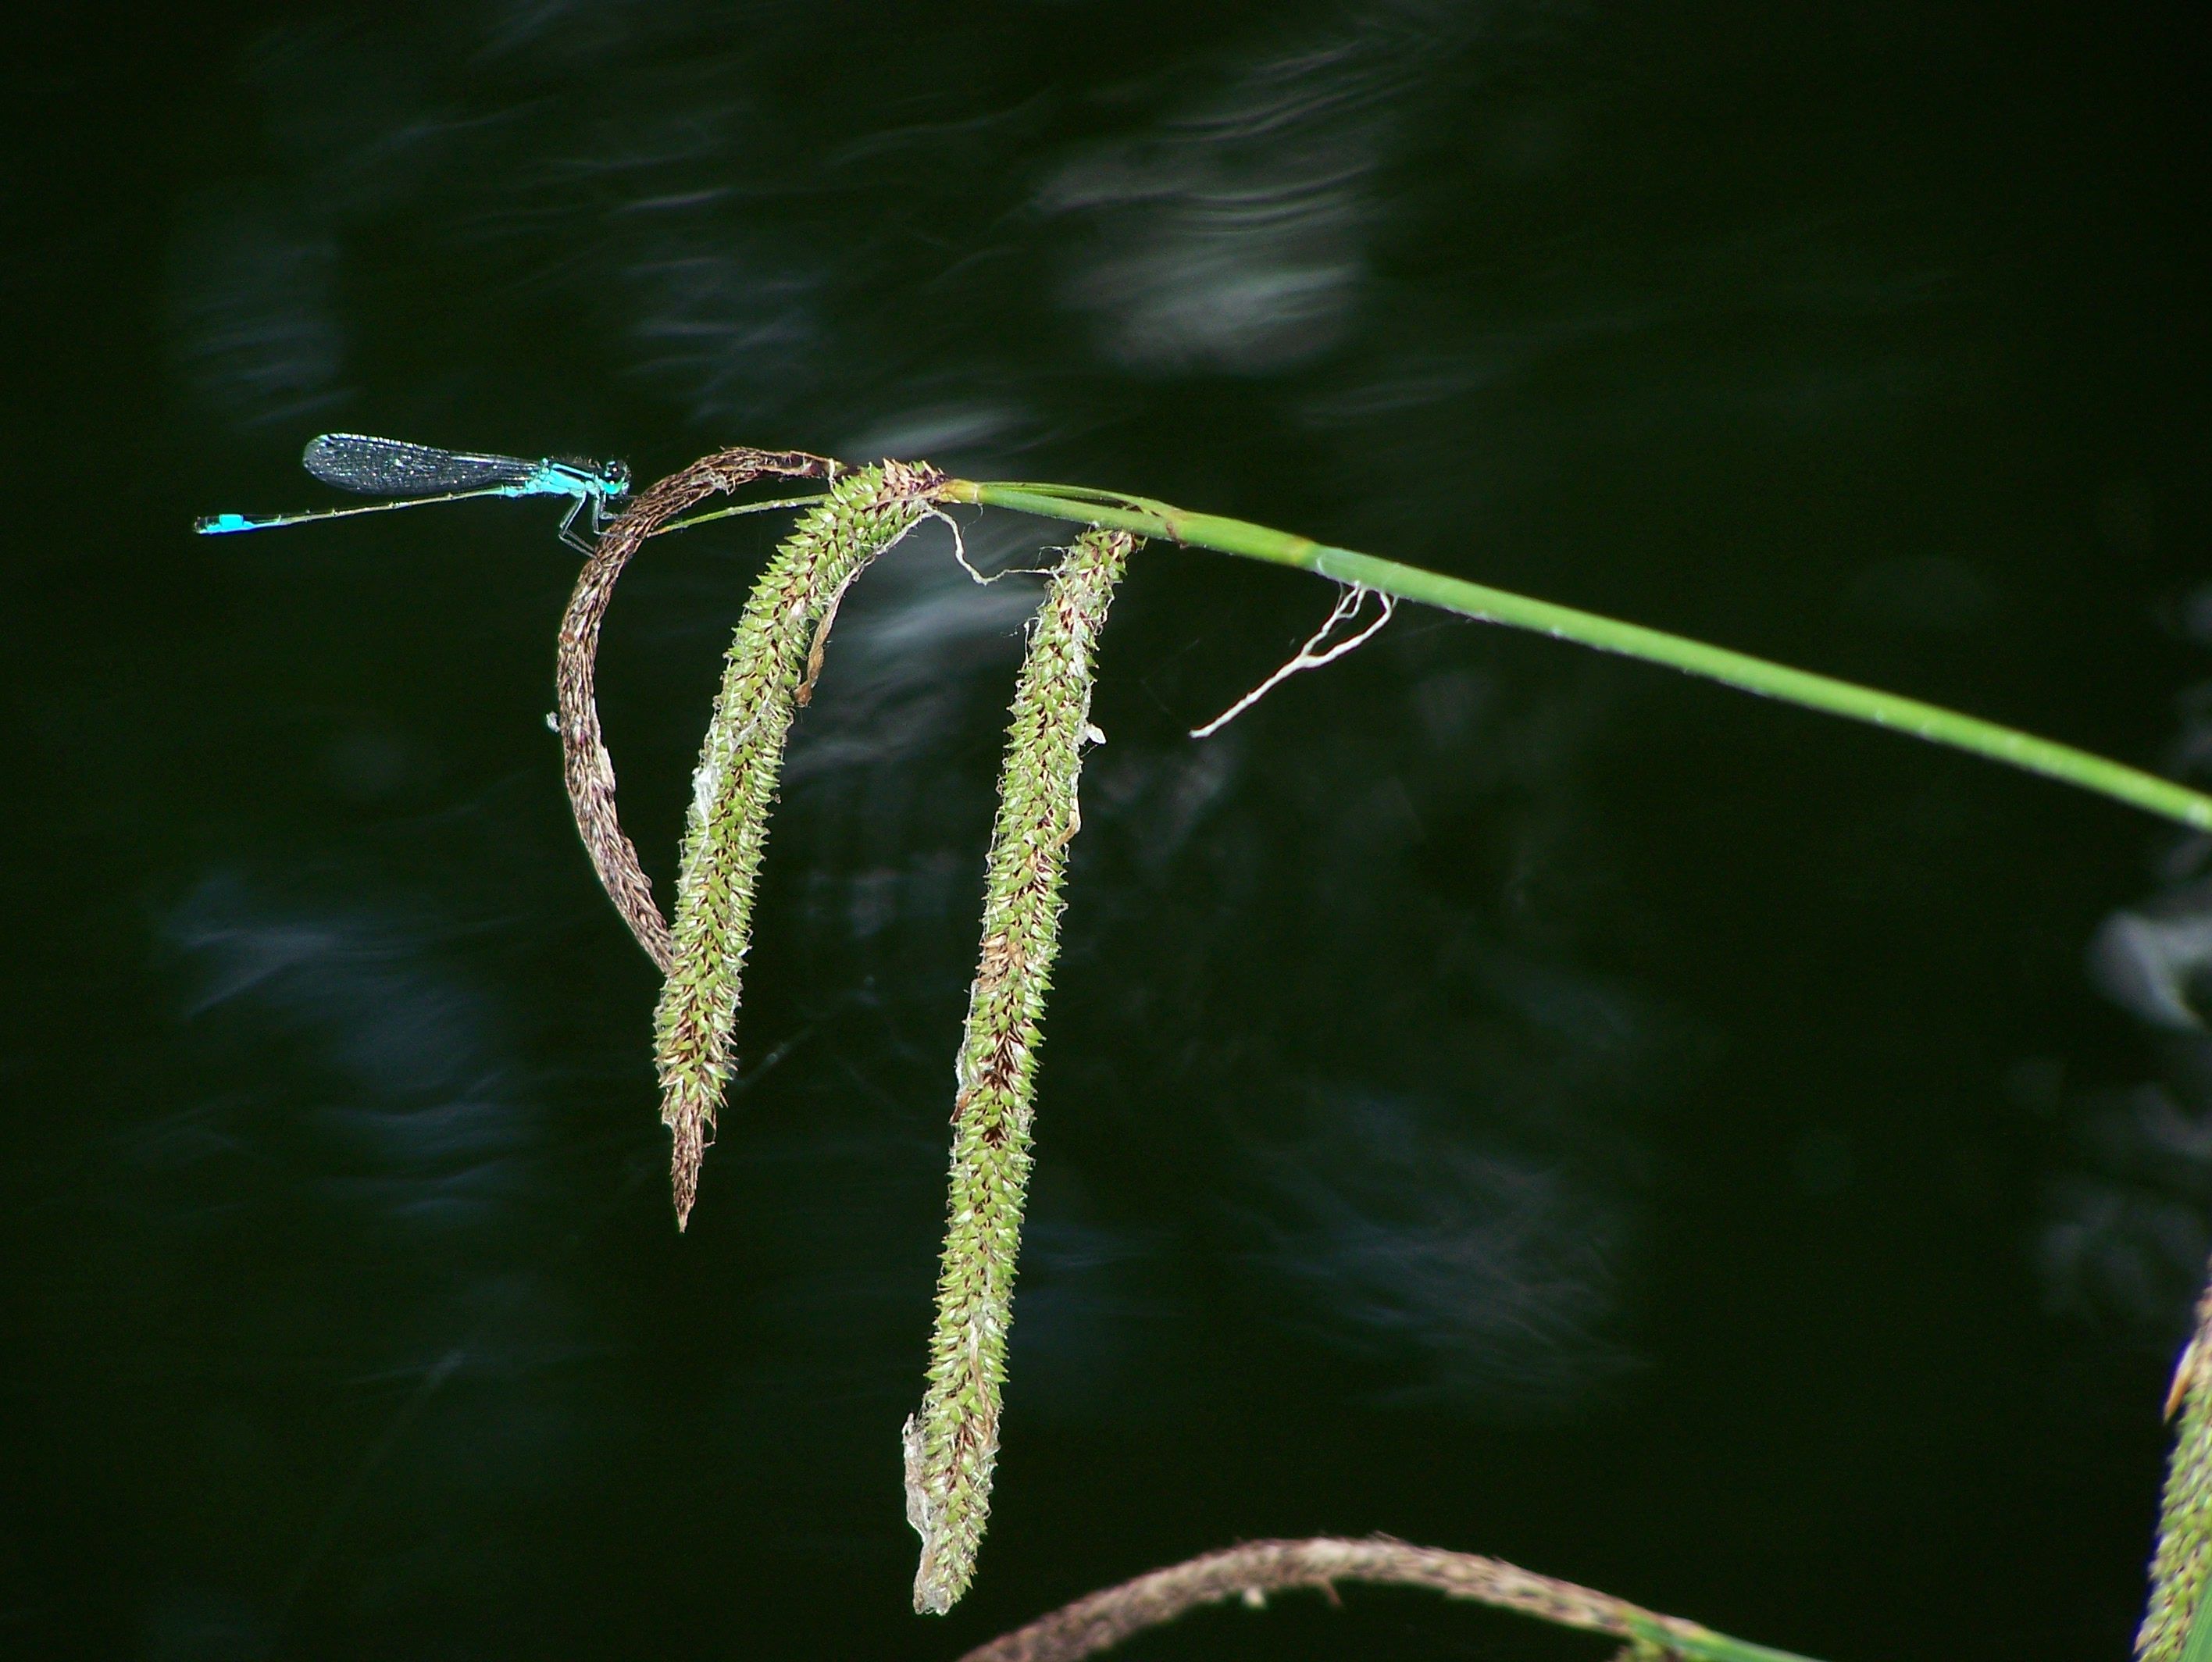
(6, 2, 2211, 1657)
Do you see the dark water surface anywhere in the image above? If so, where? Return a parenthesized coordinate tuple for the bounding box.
(9, 3, 2212, 1657)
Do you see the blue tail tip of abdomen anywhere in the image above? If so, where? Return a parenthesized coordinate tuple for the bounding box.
(194, 513, 255, 535)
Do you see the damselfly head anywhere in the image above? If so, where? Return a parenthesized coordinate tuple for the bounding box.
(558, 455, 630, 496)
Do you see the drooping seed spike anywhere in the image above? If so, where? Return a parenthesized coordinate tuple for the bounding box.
(651, 462, 940, 1228)
(907, 526, 1134, 1613)
(2141, 1257, 2212, 1660)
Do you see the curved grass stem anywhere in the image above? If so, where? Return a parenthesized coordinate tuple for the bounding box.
(955, 1536, 1831, 1662)
(556, 445, 839, 969)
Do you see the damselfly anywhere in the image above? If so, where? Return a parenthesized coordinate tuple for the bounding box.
(195, 433, 632, 553)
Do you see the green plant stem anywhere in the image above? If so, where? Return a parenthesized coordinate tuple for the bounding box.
(942, 479, 2212, 833)
(655, 491, 833, 533)
(1622, 1616, 1832, 1662)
